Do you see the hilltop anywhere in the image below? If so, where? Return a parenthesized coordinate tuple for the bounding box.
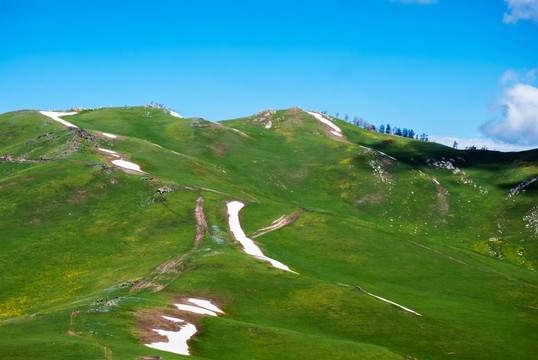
(0, 106, 537, 359)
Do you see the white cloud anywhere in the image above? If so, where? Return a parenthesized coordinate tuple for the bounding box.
(481, 81, 538, 146)
(429, 135, 536, 152)
(499, 69, 518, 86)
(389, 0, 438, 4)
(524, 68, 537, 83)
(503, 0, 538, 24)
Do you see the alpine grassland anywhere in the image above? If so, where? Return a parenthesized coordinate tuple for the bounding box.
(0, 106, 536, 359)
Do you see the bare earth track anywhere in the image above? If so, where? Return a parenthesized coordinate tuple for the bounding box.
(131, 195, 209, 293)
(250, 209, 306, 239)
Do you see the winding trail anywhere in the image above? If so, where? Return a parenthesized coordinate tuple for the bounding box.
(68, 310, 112, 359)
(408, 240, 492, 273)
(227, 201, 297, 273)
(132, 195, 209, 292)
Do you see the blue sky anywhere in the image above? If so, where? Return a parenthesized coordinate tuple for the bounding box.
(1, 0, 537, 150)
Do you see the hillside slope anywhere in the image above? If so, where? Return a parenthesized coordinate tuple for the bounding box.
(0, 106, 537, 359)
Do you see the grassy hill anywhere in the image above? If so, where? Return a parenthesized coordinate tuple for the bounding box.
(0, 106, 536, 359)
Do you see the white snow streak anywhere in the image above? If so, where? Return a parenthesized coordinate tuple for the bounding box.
(227, 201, 297, 273)
(102, 132, 117, 139)
(39, 111, 78, 128)
(175, 304, 218, 316)
(330, 130, 342, 137)
(169, 110, 183, 118)
(307, 111, 343, 135)
(162, 316, 185, 323)
(145, 322, 197, 356)
(366, 292, 421, 316)
(188, 299, 224, 314)
(98, 148, 120, 157)
(146, 299, 223, 356)
(111, 159, 144, 172)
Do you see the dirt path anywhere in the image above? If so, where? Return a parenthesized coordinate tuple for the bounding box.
(251, 209, 305, 239)
(211, 122, 250, 138)
(132, 195, 208, 293)
(408, 240, 492, 273)
(194, 196, 209, 247)
(67, 310, 112, 359)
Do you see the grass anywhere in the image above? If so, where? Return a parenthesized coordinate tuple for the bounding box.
(0, 106, 536, 359)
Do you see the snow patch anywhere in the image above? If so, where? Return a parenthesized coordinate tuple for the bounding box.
(432, 177, 440, 185)
(145, 322, 197, 356)
(169, 110, 183, 118)
(102, 132, 117, 139)
(330, 130, 342, 137)
(227, 201, 297, 273)
(39, 111, 78, 128)
(265, 121, 272, 129)
(98, 148, 120, 157)
(162, 316, 185, 323)
(362, 145, 397, 161)
(111, 159, 144, 172)
(307, 111, 342, 135)
(188, 299, 223, 314)
(146, 299, 223, 356)
(366, 292, 421, 316)
(175, 304, 218, 316)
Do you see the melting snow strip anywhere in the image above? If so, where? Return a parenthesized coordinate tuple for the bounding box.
(145, 322, 197, 356)
(358, 145, 397, 161)
(169, 110, 183, 118)
(39, 111, 78, 128)
(162, 316, 185, 323)
(102, 132, 117, 139)
(307, 111, 343, 135)
(188, 299, 224, 313)
(227, 201, 297, 273)
(111, 159, 145, 172)
(265, 121, 272, 129)
(98, 148, 120, 157)
(366, 292, 421, 316)
(175, 304, 218, 316)
(146, 300, 223, 356)
(330, 130, 342, 137)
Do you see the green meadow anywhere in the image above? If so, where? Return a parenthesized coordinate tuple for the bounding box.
(0, 107, 536, 359)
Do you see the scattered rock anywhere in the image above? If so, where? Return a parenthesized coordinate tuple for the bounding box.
(157, 186, 173, 194)
(508, 177, 538, 198)
(70, 127, 96, 141)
